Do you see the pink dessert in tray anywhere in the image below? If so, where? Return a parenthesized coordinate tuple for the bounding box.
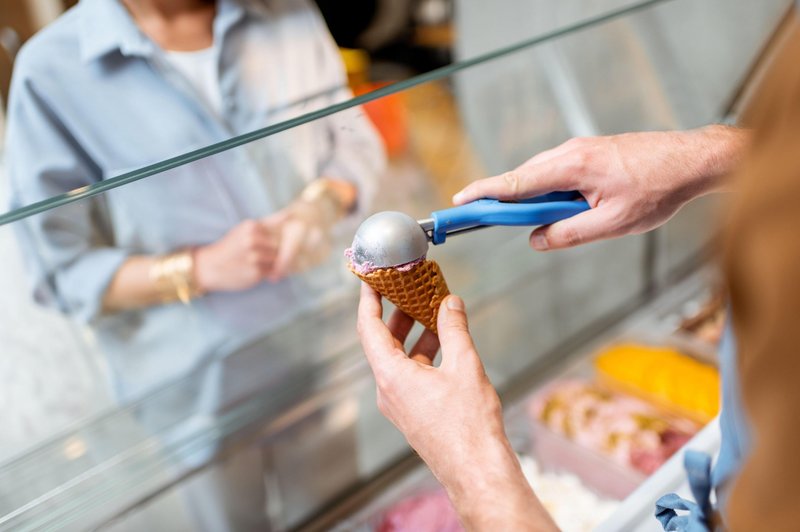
(377, 489, 462, 532)
(530, 380, 698, 475)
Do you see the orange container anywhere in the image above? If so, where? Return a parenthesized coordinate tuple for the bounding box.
(355, 82, 409, 158)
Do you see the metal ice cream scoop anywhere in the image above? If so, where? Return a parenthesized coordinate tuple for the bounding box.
(350, 191, 591, 269)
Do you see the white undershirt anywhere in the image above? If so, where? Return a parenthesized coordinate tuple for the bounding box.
(163, 47, 223, 116)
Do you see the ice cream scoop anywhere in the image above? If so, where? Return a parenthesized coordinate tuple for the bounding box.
(350, 191, 591, 269)
(349, 211, 429, 271)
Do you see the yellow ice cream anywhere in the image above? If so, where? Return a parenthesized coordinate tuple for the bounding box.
(594, 344, 720, 422)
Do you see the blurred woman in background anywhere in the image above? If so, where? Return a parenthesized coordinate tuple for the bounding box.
(6, 0, 384, 529)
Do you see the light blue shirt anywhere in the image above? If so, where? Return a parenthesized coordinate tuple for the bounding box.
(655, 322, 752, 530)
(5, 0, 384, 401)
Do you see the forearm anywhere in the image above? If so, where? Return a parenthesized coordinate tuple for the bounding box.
(442, 439, 558, 532)
(102, 256, 163, 311)
(677, 124, 752, 199)
(103, 250, 203, 311)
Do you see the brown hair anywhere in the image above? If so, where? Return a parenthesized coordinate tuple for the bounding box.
(722, 20, 800, 531)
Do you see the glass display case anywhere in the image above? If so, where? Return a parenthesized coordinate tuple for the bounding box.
(0, 0, 791, 530)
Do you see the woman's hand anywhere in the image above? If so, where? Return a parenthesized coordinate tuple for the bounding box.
(262, 178, 357, 281)
(357, 284, 557, 531)
(193, 219, 280, 292)
(261, 199, 332, 281)
(453, 125, 750, 250)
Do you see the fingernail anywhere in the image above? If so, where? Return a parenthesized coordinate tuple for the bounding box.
(452, 192, 464, 204)
(446, 295, 464, 311)
(531, 233, 549, 251)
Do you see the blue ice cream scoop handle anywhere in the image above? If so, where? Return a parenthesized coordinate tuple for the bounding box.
(429, 191, 590, 245)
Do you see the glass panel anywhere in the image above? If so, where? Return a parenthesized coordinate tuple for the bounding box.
(0, 0, 789, 529)
(0, 0, 729, 224)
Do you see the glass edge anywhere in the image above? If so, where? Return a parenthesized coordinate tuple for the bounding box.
(0, 0, 674, 227)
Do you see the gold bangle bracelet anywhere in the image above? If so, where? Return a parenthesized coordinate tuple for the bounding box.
(149, 249, 203, 305)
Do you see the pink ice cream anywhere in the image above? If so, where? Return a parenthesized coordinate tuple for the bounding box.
(377, 489, 463, 532)
(344, 247, 425, 275)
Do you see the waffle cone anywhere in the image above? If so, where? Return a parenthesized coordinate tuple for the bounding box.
(351, 260, 450, 332)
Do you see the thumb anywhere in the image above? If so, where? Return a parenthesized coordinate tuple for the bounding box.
(437, 295, 481, 372)
(529, 207, 618, 251)
(269, 221, 304, 281)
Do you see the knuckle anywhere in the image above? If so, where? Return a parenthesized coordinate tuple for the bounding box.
(377, 370, 399, 395)
(561, 225, 583, 247)
(563, 139, 594, 172)
(502, 170, 521, 197)
(445, 318, 469, 335)
(570, 148, 590, 174)
(568, 141, 592, 174)
(565, 136, 586, 149)
(608, 204, 634, 233)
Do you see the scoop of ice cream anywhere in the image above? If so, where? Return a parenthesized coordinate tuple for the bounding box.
(348, 211, 430, 270)
(344, 247, 425, 274)
(344, 247, 377, 275)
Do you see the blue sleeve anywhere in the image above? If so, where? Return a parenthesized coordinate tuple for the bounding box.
(5, 63, 129, 323)
(654, 451, 714, 532)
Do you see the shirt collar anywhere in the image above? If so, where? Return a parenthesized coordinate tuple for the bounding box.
(78, 0, 249, 64)
(78, 0, 154, 63)
(214, 0, 249, 44)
